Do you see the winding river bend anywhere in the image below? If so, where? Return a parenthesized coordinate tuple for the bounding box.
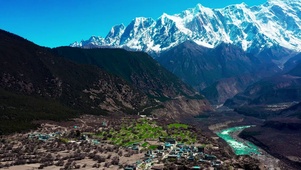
(216, 125, 259, 155)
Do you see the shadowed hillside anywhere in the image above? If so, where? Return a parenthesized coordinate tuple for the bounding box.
(52, 47, 203, 101)
(0, 29, 153, 134)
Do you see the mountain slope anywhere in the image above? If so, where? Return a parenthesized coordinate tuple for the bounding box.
(156, 41, 274, 104)
(201, 75, 260, 105)
(71, 0, 301, 62)
(0, 29, 154, 133)
(0, 29, 152, 113)
(158, 41, 260, 90)
(225, 61, 301, 107)
(52, 46, 211, 117)
(52, 47, 202, 101)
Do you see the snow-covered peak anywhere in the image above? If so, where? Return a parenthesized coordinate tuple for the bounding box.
(195, 3, 216, 17)
(106, 24, 125, 37)
(268, 0, 298, 5)
(70, 0, 301, 55)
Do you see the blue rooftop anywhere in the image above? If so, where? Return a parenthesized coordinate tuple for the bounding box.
(164, 142, 171, 147)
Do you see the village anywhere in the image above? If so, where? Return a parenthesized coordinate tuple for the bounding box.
(0, 115, 261, 170)
(124, 137, 223, 170)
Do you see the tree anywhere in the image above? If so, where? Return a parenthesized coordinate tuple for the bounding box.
(111, 156, 119, 165)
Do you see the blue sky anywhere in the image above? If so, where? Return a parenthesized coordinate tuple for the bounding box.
(0, 0, 267, 48)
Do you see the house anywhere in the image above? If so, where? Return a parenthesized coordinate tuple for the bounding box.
(165, 138, 176, 144)
(176, 149, 183, 155)
(157, 151, 164, 157)
(102, 121, 108, 127)
(124, 165, 136, 170)
(135, 160, 142, 166)
(204, 154, 217, 160)
(191, 146, 198, 152)
(212, 160, 222, 167)
(199, 159, 210, 163)
(176, 143, 184, 148)
(151, 166, 164, 170)
(132, 145, 139, 151)
(191, 166, 201, 170)
(131, 143, 140, 151)
(91, 139, 100, 145)
(38, 134, 50, 141)
(157, 145, 164, 150)
(197, 146, 204, 153)
(164, 142, 172, 149)
(145, 150, 153, 158)
(144, 158, 152, 163)
(168, 154, 180, 159)
(80, 135, 87, 141)
(188, 155, 195, 161)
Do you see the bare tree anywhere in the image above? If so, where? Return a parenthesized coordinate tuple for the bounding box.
(111, 156, 119, 165)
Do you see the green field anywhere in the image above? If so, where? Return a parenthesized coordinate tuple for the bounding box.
(168, 123, 188, 129)
(95, 119, 197, 149)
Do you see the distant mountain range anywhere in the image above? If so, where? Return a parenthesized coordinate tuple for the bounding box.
(71, 0, 301, 59)
(69, 0, 301, 105)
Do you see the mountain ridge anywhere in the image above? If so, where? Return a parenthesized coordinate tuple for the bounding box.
(71, 0, 301, 62)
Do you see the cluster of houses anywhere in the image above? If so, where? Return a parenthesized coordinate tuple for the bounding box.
(125, 137, 222, 170)
(28, 132, 60, 141)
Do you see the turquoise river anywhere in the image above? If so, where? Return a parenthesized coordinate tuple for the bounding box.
(216, 125, 260, 155)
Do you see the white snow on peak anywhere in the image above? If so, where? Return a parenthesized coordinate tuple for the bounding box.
(195, 4, 215, 18)
(193, 40, 214, 48)
(163, 14, 192, 36)
(70, 0, 301, 55)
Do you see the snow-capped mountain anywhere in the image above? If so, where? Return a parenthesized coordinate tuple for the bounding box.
(71, 0, 301, 55)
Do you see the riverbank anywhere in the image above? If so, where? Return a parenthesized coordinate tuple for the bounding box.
(216, 126, 259, 155)
(190, 109, 298, 170)
(239, 124, 301, 170)
(217, 125, 285, 170)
